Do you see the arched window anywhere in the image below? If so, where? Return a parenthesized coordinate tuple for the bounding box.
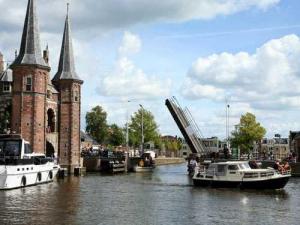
(47, 109, 55, 133)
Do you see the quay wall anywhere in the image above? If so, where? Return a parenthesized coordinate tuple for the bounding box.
(82, 157, 186, 172)
(155, 157, 186, 166)
(83, 158, 101, 172)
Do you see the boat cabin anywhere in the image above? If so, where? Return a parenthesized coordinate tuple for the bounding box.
(200, 161, 282, 179)
(0, 134, 50, 165)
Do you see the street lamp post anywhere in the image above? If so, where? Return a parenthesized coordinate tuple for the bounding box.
(227, 104, 230, 149)
(126, 100, 130, 151)
(139, 104, 144, 155)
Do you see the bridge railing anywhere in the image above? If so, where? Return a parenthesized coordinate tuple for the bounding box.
(165, 97, 207, 155)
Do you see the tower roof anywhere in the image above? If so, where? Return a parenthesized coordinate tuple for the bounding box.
(12, 0, 48, 68)
(52, 9, 82, 83)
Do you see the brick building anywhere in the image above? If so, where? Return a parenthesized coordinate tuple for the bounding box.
(0, 0, 83, 173)
(259, 136, 290, 160)
(289, 131, 300, 161)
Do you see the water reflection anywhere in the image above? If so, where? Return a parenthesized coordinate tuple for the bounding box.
(0, 164, 299, 225)
(0, 177, 80, 225)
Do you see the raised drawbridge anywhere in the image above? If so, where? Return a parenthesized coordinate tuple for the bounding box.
(165, 97, 207, 156)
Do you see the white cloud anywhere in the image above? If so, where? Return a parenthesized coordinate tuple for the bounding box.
(182, 34, 300, 110)
(118, 31, 142, 56)
(97, 32, 171, 99)
(0, 0, 281, 35)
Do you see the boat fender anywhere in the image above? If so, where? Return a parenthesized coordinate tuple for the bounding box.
(37, 172, 42, 182)
(49, 171, 53, 180)
(21, 176, 26, 187)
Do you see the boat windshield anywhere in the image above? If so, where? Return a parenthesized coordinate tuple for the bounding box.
(238, 163, 251, 170)
(0, 140, 21, 157)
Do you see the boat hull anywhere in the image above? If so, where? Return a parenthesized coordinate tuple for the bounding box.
(193, 176, 290, 189)
(0, 163, 59, 190)
(241, 176, 290, 189)
(133, 166, 154, 173)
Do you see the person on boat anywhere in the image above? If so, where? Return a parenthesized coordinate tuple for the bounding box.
(249, 160, 259, 169)
(139, 159, 144, 167)
(273, 161, 285, 173)
(224, 146, 229, 159)
(144, 157, 150, 166)
(190, 158, 197, 170)
(149, 156, 153, 166)
(283, 161, 290, 171)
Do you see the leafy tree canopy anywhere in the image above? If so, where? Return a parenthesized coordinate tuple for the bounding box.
(128, 108, 160, 147)
(85, 106, 108, 144)
(162, 138, 182, 152)
(107, 124, 124, 147)
(231, 112, 266, 153)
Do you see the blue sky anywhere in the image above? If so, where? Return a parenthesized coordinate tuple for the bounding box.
(1, 0, 300, 139)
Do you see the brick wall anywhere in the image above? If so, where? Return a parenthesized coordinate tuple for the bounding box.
(57, 80, 82, 170)
(11, 65, 49, 153)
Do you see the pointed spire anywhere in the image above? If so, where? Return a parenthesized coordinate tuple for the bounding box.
(53, 4, 82, 82)
(12, 0, 47, 68)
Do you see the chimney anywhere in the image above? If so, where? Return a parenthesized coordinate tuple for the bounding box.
(0, 52, 4, 73)
(43, 45, 49, 64)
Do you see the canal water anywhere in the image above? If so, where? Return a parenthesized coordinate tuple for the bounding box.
(1, 163, 300, 225)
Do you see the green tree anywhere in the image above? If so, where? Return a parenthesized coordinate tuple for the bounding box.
(107, 124, 124, 146)
(85, 106, 108, 144)
(128, 108, 160, 147)
(231, 112, 266, 153)
(163, 138, 182, 152)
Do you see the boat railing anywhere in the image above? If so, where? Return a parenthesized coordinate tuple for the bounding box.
(260, 171, 275, 177)
(198, 165, 205, 173)
(205, 168, 215, 178)
(243, 172, 259, 178)
(280, 169, 291, 175)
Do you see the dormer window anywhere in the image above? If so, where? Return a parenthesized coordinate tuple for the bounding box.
(25, 76, 32, 91)
(3, 82, 10, 92)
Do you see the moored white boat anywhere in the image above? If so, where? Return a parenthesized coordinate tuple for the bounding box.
(133, 152, 155, 173)
(133, 165, 154, 172)
(0, 134, 60, 190)
(193, 161, 290, 189)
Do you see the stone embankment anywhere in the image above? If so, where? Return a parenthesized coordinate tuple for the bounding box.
(155, 157, 186, 166)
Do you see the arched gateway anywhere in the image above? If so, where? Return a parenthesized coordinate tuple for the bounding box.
(46, 141, 55, 158)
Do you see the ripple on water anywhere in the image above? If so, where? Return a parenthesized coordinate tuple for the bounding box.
(0, 164, 300, 225)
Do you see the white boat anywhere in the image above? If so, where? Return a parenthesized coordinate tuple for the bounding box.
(133, 165, 155, 172)
(0, 134, 60, 190)
(193, 161, 290, 189)
(133, 152, 155, 173)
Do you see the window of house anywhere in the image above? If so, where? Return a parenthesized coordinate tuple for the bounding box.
(25, 76, 32, 91)
(3, 82, 10, 92)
